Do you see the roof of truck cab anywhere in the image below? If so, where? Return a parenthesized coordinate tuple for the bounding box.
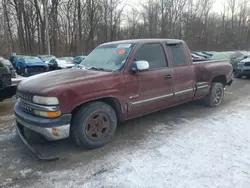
(101, 39, 184, 45)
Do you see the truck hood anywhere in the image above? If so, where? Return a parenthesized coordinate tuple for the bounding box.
(18, 68, 112, 94)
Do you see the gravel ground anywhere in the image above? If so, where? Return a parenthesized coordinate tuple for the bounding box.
(0, 78, 250, 188)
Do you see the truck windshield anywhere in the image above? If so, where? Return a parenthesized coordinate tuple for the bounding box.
(80, 43, 134, 71)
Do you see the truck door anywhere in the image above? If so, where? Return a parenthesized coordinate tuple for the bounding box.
(127, 43, 174, 118)
(166, 42, 196, 102)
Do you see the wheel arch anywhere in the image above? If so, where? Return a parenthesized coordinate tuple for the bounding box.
(71, 97, 124, 123)
(211, 75, 227, 87)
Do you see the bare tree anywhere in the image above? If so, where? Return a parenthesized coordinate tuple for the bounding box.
(0, 0, 250, 57)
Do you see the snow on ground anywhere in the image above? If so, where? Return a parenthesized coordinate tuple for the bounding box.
(28, 97, 250, 188)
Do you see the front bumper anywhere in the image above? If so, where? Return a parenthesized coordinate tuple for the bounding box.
(235, 66, 250, 76)
(15, 123, 60, 161)
(14, 103, 71, 141)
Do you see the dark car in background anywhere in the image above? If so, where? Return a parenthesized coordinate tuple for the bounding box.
(73, 55, 87, 64)
(0, 58, 16, 78)
(9, 55, 26, 69)
(0, 60, 15, 101)
(48, 58, 75, 70)
(16, 56, 49, 76)
(0, 60, 11, 90)
(38, 55, 56, 64)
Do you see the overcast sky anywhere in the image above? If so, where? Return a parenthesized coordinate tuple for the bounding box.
(125, 0, 223, 13)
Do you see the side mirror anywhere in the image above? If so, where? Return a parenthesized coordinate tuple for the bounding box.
(131, 60, 149, 73)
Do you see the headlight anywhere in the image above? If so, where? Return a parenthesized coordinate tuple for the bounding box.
(34, 110, 61, 118)
(33, 96, 59, 105)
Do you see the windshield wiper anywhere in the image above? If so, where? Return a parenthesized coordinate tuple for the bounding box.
(88, 66, 113, 72)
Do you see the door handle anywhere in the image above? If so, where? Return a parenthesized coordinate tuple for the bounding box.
(164, 74, 172, 79)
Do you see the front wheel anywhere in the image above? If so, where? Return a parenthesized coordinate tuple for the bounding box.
(204, 82, 224, 107)
(71, 101, 117, 149)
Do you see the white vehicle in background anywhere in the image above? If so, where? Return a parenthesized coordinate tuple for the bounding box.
(234, 56, 250, 78)
(38, 55, 56, 64)
(48, 58, 75, 70)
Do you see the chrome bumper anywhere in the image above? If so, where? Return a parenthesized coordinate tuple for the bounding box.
(16, 117, 70, 141)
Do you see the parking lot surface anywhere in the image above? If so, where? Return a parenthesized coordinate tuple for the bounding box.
(1, 78, 250, 188)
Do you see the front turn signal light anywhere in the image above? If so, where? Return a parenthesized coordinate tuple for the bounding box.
(34, 110, 61, 118)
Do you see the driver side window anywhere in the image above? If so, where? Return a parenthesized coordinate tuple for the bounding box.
(134, 43, 168, 70)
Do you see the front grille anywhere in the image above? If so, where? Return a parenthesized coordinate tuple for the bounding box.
(18, 99, 34, 114)
(16, 91, 34, 102)
(244, 62, 250, 66)
(16, 91, 35, 115)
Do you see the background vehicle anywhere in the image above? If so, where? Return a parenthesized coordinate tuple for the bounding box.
(38, 55, 56, 64)
(0, 59, 16, 78)
(9, 55, 25, 69)
(229, 51, 247, 71)
(58, 57, 74, 64)
(191, 53, 205, 61)
(48, 58, 75, 70)
(73, 55, 86, 64)
(191, 51, 210, 58)
(201, 51, 214, 57)
(234, 56, 250, 78)
(16, 56, 48, 76)
(0, 61, 11, 90)
(0, 61, 16, 101)
(15, 39, 233, 160)
(208, 52, 234, 60)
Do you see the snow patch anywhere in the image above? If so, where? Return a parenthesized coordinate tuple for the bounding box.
(0, 131, 16, 141)
(29, 98, 250, 188)
(20, 169, 32, 177)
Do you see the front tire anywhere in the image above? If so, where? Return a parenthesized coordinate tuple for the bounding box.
(204, 82, 224, 107)
(71, 102, 117, 149)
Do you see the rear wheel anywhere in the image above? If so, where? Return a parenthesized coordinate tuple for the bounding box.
(204, 82, 224, 107)
(71, 102, 117, 149)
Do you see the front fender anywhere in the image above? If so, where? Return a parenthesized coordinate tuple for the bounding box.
(59, 88, 125, 114)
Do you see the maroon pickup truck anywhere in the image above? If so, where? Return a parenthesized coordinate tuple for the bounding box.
(14, 39, 233, 160)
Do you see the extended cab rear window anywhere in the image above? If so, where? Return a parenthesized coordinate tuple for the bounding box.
(167, 43, 189, 66)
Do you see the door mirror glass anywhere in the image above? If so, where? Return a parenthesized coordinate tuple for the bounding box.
(132, 60, 149, 72)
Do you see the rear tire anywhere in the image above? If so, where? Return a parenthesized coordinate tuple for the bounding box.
(71, 102, 117, 149)
(204, 82, 224, 107)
